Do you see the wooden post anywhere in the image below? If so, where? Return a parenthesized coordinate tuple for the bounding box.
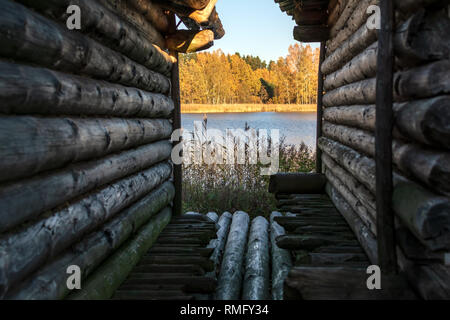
(170, 14, 183, 216)
(375, 0, 397, 274)
(316, 42, 326, 173)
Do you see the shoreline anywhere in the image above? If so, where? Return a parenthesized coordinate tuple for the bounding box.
(181, 104, 317, 114)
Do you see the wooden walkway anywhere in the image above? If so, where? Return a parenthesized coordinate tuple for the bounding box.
(113, 214, 217, 300)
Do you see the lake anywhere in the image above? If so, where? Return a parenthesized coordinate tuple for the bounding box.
(181, 112, 317, 150)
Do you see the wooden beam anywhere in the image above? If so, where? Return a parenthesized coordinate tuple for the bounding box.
(316, 42, 326, 172)
(293, 25, 329, 43)
(375, 0, 397, 274)
(166, 30, 214, 53)
(170, 14, 183, 217)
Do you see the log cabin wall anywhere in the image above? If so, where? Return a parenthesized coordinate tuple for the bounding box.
(0, 0, 177, 299)
(316, 0, 450, 299)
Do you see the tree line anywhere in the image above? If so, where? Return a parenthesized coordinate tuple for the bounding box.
(179, 43, 320, 105)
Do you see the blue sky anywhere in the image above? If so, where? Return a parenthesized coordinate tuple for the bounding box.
(204, 0, 319, 63)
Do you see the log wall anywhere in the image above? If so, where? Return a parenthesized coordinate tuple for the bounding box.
(0, 0, 175, 299)
(319, 0, 450, 299)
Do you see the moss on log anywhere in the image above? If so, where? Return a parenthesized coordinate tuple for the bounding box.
(6, 183, 175, 299)
(67, 207, 172, 300)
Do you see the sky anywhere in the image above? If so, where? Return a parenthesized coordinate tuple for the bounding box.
(204, 0, 320, 63)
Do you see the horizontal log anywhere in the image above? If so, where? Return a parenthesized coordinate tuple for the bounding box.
(268, 173, 327, 194)
(319, 137, 450, 249)
(0, 140, 172, 233)
(184, 0, 218, 24)
(6, 183, 175, 299)
(97, 0, 167, 48)
(128, 0, 170, 33)
(293, 25, 330, 42)
(0, 116, 172, 182)
(206, 212, 219, 223)
(204, 7, 225, 40)
(67, 207, 172, 300)
(327, 0, 378, 56)
(322, 122, 450, 196)
(0, 163, 172, 297)
(270, 212, 293, 300)
(215, 211, 250, 300)
(328, 0, 359, 39)
(15, 0, 174, 76)
(156, 0, 210, 11)
(0, 62, 174, 118)
(0, 1, 170, 94)
(394, 0, 445, 13)
(276, 234, 359, 251)
(323, 96, 450, 150)
(326, 183, 378, 264)
(242, 217, 270, 300)
(166, 29, 214, 53)
(323, 78, 376, 107)
(322, 22, 377, 75)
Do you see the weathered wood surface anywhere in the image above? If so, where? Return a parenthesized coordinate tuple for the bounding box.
(269, 173, 327, 194)
(319, 137, 450, 250)
(328, 0, 359, 40)
(206, 212, 219, 223)
(166, 30, 214, 53)
(68, 207, 172, 300)
(323, 96, 450, 150)
(293, 25, 329, 42)
(16, 0, 174, 76)
(6, 183, 175, 299)
(394, 0, 445, 13)
(209, 212, 232, 270)
(327, 0, 378, 55)
(285, 266, 415, 299)
(322, 20, 377, 75)
(270, 212, 293, 300)
(0, 117, 172, 182)
(215, 211, 250, 300)
(0, 140, 172, 233)
(322, 122, 450, 196)
(242, 217, 270, 300)
(128, 0, 170, 33)
(156, 0, 210, 11)
(1, 0, 170, 94)
(97, 0, 167, 48)
(0, 62, 174, 117)
(0, 163, 171, 297)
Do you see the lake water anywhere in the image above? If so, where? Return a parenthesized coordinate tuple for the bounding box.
(181, 112, 317, 150)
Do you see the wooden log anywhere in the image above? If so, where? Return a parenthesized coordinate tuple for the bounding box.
(0, 163, 172, 297)
(395, 9, 450, 67)
(268, 173, 327, 194)
(394, 0, 445, 13)
(242, 217, 270, 300)
(0, 141, 172, 233)
(209, 212, 233, 270)
(321, 23, 377, 75)
(0, 62, 174, 117)
(294, 9, 328, 26)
(327, 0, 378, 56)
(270, 212, 293, 300)
(316, 41, 326, 172)
(156, 0, 210, 11)
(323, 97, 450, 150)
(323, 158, 377, 234)
(67, 208, 172, 300)
(322, 122, 450, 196)
(0, 1, 170, 94)
(185, 0, 218, 24)
(97, 0, 167, 48)
(166, 30, 214, 53)
(323, 78, 376, 107)
(139, 256, 214, 271)
(324, 42, 378, 91)
(276, 234, 359, 251)
(6, 183, 174, 299)
(15, 0, 174, 76)
(319, 137, 450, 249)
(206, 212, 219, 223)
(215, 211, 250, 300)
(0, 116, 172, 182)
(328, 0, 359, 39)
(285, 266, 415, 299)
(204, 7, 225, 40)
(118, 276, 216, 294)
(293, 25, 329, 42)
(128, 0, 170, 33)
(326, 183, 378, 264)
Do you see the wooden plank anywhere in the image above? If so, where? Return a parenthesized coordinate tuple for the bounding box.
(316, 41, 326, 173)
(375, 0, 397, 275)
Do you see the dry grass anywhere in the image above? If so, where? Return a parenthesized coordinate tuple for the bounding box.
(181, 104, 316, 113)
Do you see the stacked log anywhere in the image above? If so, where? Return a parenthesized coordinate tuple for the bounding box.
(0, 1, 178, 299)
(321, 0, 450, 299)
(242, 217, 270, 300)
(215, 211, 250, 300)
